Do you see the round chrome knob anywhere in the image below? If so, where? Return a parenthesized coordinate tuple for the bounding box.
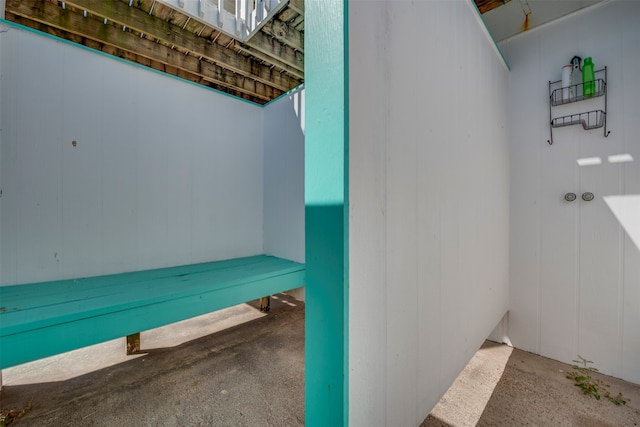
(582, 192, 594, 202)
(564, 192, 577, 202)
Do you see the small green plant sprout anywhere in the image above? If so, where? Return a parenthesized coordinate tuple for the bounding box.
(566, 356, 627, 406)
(0, 400, 33, 426)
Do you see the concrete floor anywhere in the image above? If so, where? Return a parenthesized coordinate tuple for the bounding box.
(1, 294, 304, 426)
(2, 297, 640, 426)
(424, 341, 640, 427)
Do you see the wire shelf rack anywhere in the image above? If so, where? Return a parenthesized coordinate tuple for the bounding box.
(551, 110, 606, 130)
(547, 66, 610, 145)
(550, 79, 606, 106)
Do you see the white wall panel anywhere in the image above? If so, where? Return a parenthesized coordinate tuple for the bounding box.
(100, 60, 139, 274)
(386, 15, 419, 418)
(61, 53, 105, 278)
(349, 1, 510, 425)
(504, 32, 543, 354)
(262, 89, 305, 300)
(619, 0, 640, 379)
(0, 26, 264, 285)
(164, 82, 195, 268)
(136, 73, 170, 270)
(9, 33, 65, 284)
(502, 0, 640, 383)
(347, 4, 389, 423)
(262, 89, 305, 264)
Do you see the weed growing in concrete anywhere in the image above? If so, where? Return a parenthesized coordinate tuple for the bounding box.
(0, 400, 32, 426)
(566, 356, 627, 406)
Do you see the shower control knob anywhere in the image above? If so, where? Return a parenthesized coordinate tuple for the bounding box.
(564, 192, 577, 202)
(582, 192, 595, 202)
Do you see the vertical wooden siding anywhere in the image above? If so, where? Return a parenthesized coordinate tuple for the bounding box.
(503, 0, 640, 384)
(348, 1, 510, 425)
(0, 26, 264, 285)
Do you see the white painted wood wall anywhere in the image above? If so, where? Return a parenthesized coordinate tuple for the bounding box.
(348, 1, 510, 425)
(263, 89, 305, 300)
(502, 0, 640, 384)
(0, 26, 265, 285)
(263, 89, 305, 265)
(3, 3, 637, 425)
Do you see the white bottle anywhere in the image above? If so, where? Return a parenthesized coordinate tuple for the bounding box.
(561, 64, 572, 102)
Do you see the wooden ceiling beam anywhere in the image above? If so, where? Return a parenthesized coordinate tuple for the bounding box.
(287, 0, 304, 15)
(259, 18, 303, 53)
(5, 11, 260, 102)
(244, 30, 304, 73)
(474, 0, 511, 14)
(6, 1, 277, 102)
(277, 8, 299, 24)
(234, 43, 304, 80)
(99, 43, 264, 101)
(290, 15, 304, 32)
(51, 0, 300, 90)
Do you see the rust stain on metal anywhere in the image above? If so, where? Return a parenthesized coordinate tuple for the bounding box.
(521, 13, 530, 31)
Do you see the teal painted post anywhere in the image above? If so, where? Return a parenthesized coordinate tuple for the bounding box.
(304, 0, 349, 425)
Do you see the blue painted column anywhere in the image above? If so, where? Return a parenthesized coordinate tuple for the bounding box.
(304, 0, 349, 425)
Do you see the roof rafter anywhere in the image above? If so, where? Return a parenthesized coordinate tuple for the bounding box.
(243, 29, 303, 73)
(256, 18, 303, 53)
(6, 0, 279, 102)
(5, 0, 304, 103)
(53, 0, 300, 89)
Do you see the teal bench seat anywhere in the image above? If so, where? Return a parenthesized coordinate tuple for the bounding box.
(0, 255, 305, 370)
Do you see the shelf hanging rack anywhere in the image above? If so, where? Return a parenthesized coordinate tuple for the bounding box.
(547, 66, 610, 145)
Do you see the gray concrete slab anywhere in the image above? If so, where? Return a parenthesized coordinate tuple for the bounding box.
(3, 302, 640, 426)
(423, 341, 640, 427)
(1, 294, 304, 426)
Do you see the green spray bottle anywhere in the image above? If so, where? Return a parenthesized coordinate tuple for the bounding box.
(583, 57, 595, 97)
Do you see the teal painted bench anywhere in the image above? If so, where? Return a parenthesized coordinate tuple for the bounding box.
(0, 255, 305, 370)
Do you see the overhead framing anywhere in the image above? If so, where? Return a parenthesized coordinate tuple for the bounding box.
(474, 0, 511, 14)
(4, 0, 304, 104)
